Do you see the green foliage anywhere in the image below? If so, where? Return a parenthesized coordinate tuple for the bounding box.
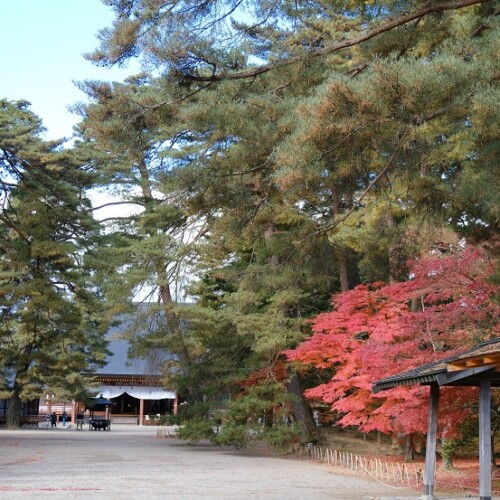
(212, 423, 249, 448)
(440, 437, 459, 470)
(79, 0, 500, 448)
(177, 419, 215, 444)
(0, 100, 109, 425)
(261, 424, 301, 453)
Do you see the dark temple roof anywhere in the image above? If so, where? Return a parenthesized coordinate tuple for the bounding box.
(373, 337, 500, 393)
(93, 306, 176, 377)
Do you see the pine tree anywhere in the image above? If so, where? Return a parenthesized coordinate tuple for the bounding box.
(0, 100, 108, 427)
(78, 0, 499, 441)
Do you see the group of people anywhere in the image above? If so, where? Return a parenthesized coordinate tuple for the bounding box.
(48, 410, 68, 428)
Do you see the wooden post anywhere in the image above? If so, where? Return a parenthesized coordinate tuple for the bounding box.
(479, 379, 492, 500)
(423, 383, 439, 500)
(139, 398, 144, 426)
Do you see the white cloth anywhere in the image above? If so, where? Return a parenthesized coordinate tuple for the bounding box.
(96, 385, 176, 400)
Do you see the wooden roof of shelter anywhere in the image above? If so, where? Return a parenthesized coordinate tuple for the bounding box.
(373, 337, 500, 499)
(86, 396, 114, 409)
(373, 337, 500, 393)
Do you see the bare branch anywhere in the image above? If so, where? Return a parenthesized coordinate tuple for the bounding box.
(88, 200, 145, 213)
(97, 216, 140, 224)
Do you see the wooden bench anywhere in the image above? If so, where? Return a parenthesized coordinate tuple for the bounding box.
(20, 415, 50, 429)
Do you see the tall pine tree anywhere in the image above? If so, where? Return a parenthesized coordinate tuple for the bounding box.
(0, 100, 108, 427)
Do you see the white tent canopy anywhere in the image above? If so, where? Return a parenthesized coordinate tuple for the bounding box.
(96, 385, 176, 401)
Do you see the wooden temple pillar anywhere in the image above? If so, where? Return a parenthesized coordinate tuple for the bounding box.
(71, 400, 77, 424)
(479, 379, 492, 500)
(139, 398, 144, 426)
(422, 383, 439, 500)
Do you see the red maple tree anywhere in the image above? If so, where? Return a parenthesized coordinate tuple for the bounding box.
(285, 245, 500, 436)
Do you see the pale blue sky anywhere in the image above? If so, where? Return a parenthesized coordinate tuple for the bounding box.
(0, 0, 136, 140)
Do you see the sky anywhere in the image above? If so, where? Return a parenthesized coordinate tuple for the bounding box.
(0, 0, 137, 141)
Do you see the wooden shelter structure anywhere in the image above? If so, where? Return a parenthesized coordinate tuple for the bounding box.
(373, 338, 500, 500)
(86, 396, 114, 431)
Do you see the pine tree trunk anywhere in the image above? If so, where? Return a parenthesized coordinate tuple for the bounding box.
(138, 153, 192, 379)
(384, 208, 398, 284)
(6, 394, 21, 429)
(264, 224, 280, 269)
(336, 248, 349, 292)
(159, 281, 191, 373)
(263, 408, 273, 428)
(331, 185, 350, 292)
(287, 372, 318, 443)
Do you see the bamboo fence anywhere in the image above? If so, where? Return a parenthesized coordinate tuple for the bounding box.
(303, 444, 423, 488)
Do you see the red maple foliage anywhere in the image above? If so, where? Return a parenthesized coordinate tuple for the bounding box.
(285, 245, 500, 436)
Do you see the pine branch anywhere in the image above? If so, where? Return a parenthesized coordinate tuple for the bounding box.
(185, 0, 493, 82)
(472, 5, 500, 36)
(142, 82, 214, 110)
(275, 139, 406, 270)
(0, 214, 30, 244)
(312, 141, 404, 239)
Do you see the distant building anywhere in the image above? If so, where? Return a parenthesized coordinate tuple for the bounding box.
(40, 306, 178, 425)
(90, 319, 178, 425)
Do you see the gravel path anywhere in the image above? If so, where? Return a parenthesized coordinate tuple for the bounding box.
(0, 425, 420, 499)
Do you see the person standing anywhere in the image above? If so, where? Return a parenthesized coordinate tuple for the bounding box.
(62, 410, 67, 426)
(76, 411, 84, 430)
(50, 412, 57, 428)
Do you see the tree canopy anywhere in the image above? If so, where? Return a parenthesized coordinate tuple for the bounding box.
(0, 100, 109, 427)
(286, 246, 500, 437)
(71, 0, 500, 445)
(2, 0, 498, 444)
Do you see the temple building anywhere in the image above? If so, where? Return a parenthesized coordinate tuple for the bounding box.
(40, 307, 178, 425)
(91, 325, 178, 425)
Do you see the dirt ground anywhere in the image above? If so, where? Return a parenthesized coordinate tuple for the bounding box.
(0, 425, 424, 500)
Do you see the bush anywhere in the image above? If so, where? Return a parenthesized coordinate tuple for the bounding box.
(161, 413, 180, 425)
(262, 424, 301, 453)
(177, 419, 215, 444)
(212, 423, 248, 448)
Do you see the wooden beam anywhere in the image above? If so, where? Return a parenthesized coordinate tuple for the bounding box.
(139, 398, 145, 426)
(466, 359, 485, 367)
(447, 362, 468, 372)
(484, 355, 500, 363)
(479, 379, 492, 500)
(436, 365, 496, 386)
(422, 383, 439, 500)
(449, 354, 500, 372)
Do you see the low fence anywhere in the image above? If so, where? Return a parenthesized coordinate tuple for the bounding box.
(156, 425, 180, 438)
(303, 445, 422, 488)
